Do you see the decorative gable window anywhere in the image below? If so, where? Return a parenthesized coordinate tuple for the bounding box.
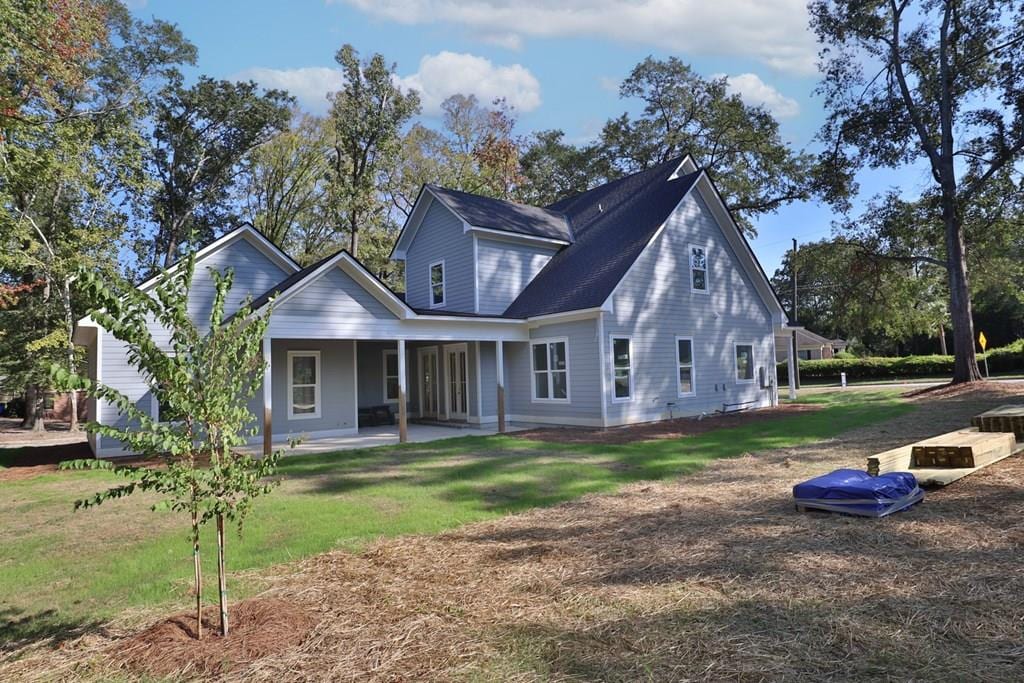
(383, 350, 400, 402)
(735, 344, 755, 383)
(288, 350, 321, 419)
(676, 337, 695, 397)
(531, 338, 569, 401)
(690, 245, 708, 293)
(429, 260, 445, 307)
(611, 336, 633, 401)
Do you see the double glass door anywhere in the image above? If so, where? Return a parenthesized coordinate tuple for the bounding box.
(445, 344, 468, 420)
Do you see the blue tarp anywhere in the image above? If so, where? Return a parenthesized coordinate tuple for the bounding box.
(793, 469, 924, 518)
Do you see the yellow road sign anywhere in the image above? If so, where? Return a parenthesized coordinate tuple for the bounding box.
(979, 331, 987, 350)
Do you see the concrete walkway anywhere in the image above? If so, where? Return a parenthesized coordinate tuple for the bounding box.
(249, 422, 538, 456)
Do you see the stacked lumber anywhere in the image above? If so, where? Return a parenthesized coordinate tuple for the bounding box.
(910, 429, 1016, 468)
(971, 404, 1024, 439)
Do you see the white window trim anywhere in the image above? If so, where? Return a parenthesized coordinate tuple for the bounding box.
(429, 259, 446, 308)
(151, 352, 183, 424)
(530, 336, 571, 404)
(383, 349, 399, 404)
(609, 335, 634, 403)
(287, 350, 322, 420)
(689, 243, 709, 295)
(675, 336, 696, 398)
(734, 342, 756, 385)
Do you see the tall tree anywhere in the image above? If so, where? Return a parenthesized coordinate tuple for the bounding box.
(1, 0, 194, 429)
(518, 130, 602, 206)
(144, 76, 293, 269)
(595, 57, 821, 234)
(811, 0, 1024, 382)
(327, 44, 419, 257)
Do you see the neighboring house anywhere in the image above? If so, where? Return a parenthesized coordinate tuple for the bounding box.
(773, 328, 847, 362)
(73, 155, 797, 458)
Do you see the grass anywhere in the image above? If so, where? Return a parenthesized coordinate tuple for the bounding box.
(0, 389, 910, 650)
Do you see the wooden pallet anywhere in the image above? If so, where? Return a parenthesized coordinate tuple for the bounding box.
(866, 428, 1021, 487)
(971, 405, 1024, 439)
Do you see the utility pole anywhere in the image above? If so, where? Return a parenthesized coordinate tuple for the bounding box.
(791, 238, 801, 390)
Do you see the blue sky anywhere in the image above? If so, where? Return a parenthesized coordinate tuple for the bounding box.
(128, 0, 929, 275)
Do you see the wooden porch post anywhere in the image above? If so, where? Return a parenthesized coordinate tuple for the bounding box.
(496, 340, 506, 433)
(786, 332, 797, 400)
(262, 335, 272, 456)
(397, 339, 408, 443)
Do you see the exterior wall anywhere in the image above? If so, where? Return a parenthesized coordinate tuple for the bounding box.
(603, 191, 775, 426)
(265, 339, 357, 439)
(478, 341, 498, 421)
(476, 238, 558, 315)
(504, 317, 604, 426)
(97, 235, 293, 456)
(404, 199, 475, 312)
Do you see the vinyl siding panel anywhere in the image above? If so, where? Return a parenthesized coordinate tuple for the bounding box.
(603, 191, 775, 425)
(404, 199, 475, 312)
(268, 339, 356, 438)
(476, 238, 558, 315)
(505, 318, 603, 424)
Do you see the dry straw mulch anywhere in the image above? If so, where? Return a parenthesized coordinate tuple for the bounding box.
(5, 383, 1024, 681)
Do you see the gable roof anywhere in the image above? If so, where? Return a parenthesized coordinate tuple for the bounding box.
(426, 184, 573, 242)
(504, 157, 702, 318)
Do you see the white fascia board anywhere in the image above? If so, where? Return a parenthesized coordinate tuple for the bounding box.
(668, 154, 698, 179)
(524, 307, 602, 328)
(466, 225, 570, 248)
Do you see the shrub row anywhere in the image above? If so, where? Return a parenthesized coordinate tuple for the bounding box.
(777, 340, 1024, 383)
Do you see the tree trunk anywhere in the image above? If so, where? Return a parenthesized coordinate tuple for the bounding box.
(944, 214, 982, 383)
(216, 513, 229, 637)
(938, 323, 947, 355)
(349, 218, 359, 258)
(23, 385, 45, 432)
(193, 512, 203, 640)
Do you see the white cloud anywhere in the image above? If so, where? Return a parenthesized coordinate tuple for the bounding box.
(334, 0, 817, 74)
(597, 76, 620, 93)
(234, 66, 345, 113)
(395, 51, 542, 115)
(477, 32, 523, 50)
(719, 73, 801, 119)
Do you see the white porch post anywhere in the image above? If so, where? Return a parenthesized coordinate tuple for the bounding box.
(262, 335, 272, 456)
(786, 333, 797, 400)
(496, 340, 506, 433)
(397, 339, 408, 443)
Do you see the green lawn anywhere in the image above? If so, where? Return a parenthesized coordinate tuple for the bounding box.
(0, 390, 910, 648)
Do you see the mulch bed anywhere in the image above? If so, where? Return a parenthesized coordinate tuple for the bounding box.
(111, 598, 317, 679)
(514, 402, 821, 445)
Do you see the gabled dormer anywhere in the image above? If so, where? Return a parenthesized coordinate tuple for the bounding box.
(391, 185, 573, 315)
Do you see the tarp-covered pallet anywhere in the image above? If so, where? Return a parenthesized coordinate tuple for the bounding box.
(793, 469, 924, 518)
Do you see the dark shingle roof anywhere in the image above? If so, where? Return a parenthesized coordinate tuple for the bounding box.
(427, 184, 573, 242)
(504, 158, 701, 318)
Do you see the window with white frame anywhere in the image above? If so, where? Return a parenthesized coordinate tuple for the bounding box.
(611, 336, 633, 401)
(690, 245, 708, 293)
(151, 353, 182, 423)
(288, 350, 321, 419)
(734, 344, 755, 383)
(383, 350, 400, 402)
(429, 260, 445, 307)
(531, 339, 569, 401)
(676, 337, 695, 396)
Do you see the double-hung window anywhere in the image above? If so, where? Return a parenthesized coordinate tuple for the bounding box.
(676, 337, 695, 397)
(532, 338, 569, 401)
(690, 245, 708, 293)
(429, 260, 445, 308)
(288, 350, 321, 419)
(734, 343, 755, 384)
(383, 350, 400, 402)
(611, 336, 633, 401)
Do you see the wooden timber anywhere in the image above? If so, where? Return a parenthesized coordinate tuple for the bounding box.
(866, 428, 1021, 487)
(971, 404, 1024, 439)
(910, 429, 1016, 468)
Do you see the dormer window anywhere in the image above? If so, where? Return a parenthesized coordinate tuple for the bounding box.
(690, 245, 708, 293)
(429, 260, 445, 308)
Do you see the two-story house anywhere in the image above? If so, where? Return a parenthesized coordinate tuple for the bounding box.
(73, 155, 797, 457)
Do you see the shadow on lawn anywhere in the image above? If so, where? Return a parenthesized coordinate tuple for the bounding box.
(0, 607, 108, 655)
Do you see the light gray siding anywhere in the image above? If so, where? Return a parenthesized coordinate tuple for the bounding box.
(476, 238, 558, 315)
(98, 235, 294, 455)
(404, 199, 475, 312)
(603, 191, 775, 425)
(478, 341, 497, 419)
(267, 339, 356, 438)
(505, 318, 603, 425)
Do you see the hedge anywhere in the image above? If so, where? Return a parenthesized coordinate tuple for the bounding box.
(777, 340, 1024, 383)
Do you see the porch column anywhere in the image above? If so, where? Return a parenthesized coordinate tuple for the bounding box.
(786, 333, 797, 400)
(262, 335, 272, 456)
(496, 340, 506, 433)
(397, 339, 408, 443)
